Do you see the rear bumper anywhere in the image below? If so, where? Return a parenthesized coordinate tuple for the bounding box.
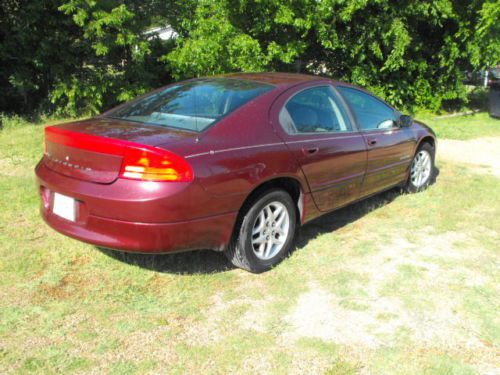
(36, 161, 237, 253)
(40, 204, 237, 253)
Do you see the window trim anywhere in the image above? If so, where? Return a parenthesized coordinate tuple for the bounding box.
(278, 85, 356, 136)
(335, 85, 400, 133)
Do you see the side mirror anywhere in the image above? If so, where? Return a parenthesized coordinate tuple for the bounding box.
(398, 115, 413, 128)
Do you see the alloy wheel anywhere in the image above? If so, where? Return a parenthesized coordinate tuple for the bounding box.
(410, 150, 432, 187)
(251, 201, 290, 260)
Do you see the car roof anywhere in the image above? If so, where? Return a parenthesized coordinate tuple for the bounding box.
(218, 72, 329, 87)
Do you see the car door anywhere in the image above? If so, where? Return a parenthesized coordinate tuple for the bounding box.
(271, 84, 367, 212)
(336, 86, 416, 197)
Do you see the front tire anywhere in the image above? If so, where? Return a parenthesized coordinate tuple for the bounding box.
(224, 189, 297, 273)
(405, 142, 435, 193)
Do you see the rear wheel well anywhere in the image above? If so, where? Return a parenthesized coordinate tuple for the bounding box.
(237, 177, 303, 226)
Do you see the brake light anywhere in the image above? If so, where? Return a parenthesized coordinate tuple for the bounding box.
(120, 147, 193, 182)
(44, 126, 194, 182)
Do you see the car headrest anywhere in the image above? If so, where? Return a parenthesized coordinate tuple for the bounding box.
(287, 105, 318, 131)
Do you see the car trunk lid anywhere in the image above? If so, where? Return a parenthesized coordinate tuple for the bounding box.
(44, 118, 196, 184)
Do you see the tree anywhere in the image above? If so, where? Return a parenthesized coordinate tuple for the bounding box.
(0, 0, 193, 116)
(52, 0, 179, 115)
(167, 0, 500, 111)
(0, 0, 81, 114)
(1, 0, 498, 116)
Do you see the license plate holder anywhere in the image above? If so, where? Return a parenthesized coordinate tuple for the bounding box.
(53, 193, 76, 222)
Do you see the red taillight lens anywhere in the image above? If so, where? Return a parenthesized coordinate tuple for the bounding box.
(44, 126, 194, 183)
(119, 146, 193, 182)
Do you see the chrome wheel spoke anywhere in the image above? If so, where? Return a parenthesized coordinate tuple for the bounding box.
(252, 212, 265, 235)
(265, 206, 273, 221)
(266, 240, 274, 257)
(275, 211, 286, 226)
(252, 234, 266, 245)
(272, 205, 283, 220)
(257, 242, 265, 256)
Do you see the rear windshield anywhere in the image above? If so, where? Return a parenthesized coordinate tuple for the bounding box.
(106, 78, 274, 132)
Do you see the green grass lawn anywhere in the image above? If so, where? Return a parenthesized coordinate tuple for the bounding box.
(0, 117, 499, 374)
(416, 112, 500, 140)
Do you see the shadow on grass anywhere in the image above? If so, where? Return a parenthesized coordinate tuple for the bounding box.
(98, 247, 235, 274)
(100, 168, 440, 274)
(294, 188, 401, 249)
(296, 166, 439, 248)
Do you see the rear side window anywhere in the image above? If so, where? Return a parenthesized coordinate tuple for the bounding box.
(107, 78, 274, 132)
(280, 86, 352, 134)
(337, 86, 395, 130)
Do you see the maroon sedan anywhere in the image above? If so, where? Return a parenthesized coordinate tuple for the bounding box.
(35, 73, 436, 272)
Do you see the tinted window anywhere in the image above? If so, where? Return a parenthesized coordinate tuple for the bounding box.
(337, 87, 395, 130)
(280, 86, 352, 133)
(107, 78, 274, 132)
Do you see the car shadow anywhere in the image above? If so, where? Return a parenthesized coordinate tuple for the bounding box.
(296, 165, 440, 248)
(98, 247, 235, 274)
(99, 167, 440, 275)
(293, 188, 400, 250)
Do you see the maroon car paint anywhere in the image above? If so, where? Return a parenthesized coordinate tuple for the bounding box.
(269, 80, 368, 212)
(359, 127, 416, 197)
(35, 73, 436, 254)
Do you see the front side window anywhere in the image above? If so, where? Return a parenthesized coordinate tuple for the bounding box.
(107, 78, 274, 132)
(280, 86, 352, 134)
(337, 86, 396, 131)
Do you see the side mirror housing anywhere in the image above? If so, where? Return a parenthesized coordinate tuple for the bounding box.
(398, 115, 413, 128)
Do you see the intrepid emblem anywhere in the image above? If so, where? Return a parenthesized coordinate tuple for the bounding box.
(46, 152, 92, 171)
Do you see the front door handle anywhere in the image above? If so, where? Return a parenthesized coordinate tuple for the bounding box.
(303, 146, 319, 156)
(367, 138, 377, 146)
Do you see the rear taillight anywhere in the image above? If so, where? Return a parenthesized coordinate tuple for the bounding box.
(44, 126, 194, 183)
(120, 147, 193, 182)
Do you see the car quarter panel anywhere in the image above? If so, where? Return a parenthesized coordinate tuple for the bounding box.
(157, 88, 318, 220)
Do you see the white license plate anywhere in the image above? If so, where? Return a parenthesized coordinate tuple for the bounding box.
(53, 193, 76, 222)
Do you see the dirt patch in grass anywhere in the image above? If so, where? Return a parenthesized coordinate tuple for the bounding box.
(438, 137, 500, 176)
(282, 230, 499, 373)
(180, 290, 276, 347)
(283, 283, 382, 348)
(34, 271, 101, 302)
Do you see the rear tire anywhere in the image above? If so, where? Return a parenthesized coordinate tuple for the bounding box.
(224, 189, 297, 273)
(405, 142, 435, 193)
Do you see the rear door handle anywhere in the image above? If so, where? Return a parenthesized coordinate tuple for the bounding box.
(303, 146, 319, 156)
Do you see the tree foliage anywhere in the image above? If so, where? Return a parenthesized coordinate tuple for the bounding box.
(0, 0, 498, 116)
(168, 0, 499, 111)
(0, 0, 194, 116)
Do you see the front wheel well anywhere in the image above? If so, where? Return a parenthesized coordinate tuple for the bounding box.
(418, 136, 435, 150)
